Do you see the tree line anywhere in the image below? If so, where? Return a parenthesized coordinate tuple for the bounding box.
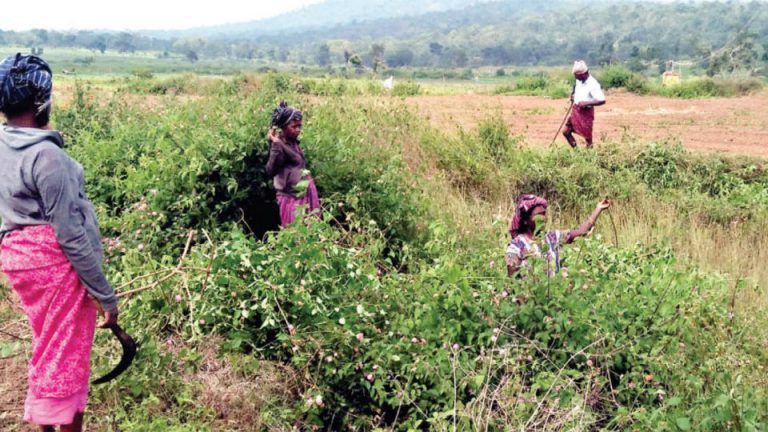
(1, 0, 766, 75)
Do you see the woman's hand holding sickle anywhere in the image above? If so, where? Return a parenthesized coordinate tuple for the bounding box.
(92, 306, 137, 385)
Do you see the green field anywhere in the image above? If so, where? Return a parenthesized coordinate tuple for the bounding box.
(4, 46, 763, 100)
(1, 67, 768, 431)
(0, 46, 280, 76)
(2, 0, 768, 426)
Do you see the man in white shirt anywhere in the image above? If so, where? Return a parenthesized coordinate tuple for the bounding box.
(563, 60, 606, 149)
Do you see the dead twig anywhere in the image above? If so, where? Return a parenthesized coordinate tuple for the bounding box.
(117, 230, 198, 299)
(0, 328, 27, 342)
(117, 271, 178, 299)
(115, 268, 176, 291)
(178, 230, 196, 268)
(0, 353, 22, 360)
(607, 208, 619, 248)
(199, 230, 216, 294)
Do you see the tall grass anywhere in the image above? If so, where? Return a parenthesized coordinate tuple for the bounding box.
(414, 123, 768, 312)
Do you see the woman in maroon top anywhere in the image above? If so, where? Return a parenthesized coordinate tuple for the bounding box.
(266, 101, 320, 227)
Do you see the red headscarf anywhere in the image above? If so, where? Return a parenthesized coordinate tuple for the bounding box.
(509, 194, 548, 236)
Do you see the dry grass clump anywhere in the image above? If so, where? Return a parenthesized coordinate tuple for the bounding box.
(183, 336, 302, 431)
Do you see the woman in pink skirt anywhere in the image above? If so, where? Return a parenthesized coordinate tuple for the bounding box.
(0, 54, 118, 432)
(266, 101, 321, 227)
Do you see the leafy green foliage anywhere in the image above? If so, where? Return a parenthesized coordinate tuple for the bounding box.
(598, 65, 649, 94)
(21, 75, 766, 430)
(659, 77, 765, 98)
(392, 81, 421, 97)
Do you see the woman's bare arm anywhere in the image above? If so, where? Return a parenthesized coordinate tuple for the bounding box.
(565, 199, 611, 244)
(265, 128, 285, 177)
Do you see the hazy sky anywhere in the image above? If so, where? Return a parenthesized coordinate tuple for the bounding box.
(0, 0, 324, 31)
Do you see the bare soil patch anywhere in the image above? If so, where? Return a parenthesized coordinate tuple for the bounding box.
(408, 90, 768, 157)
(0, 297, 34, 432)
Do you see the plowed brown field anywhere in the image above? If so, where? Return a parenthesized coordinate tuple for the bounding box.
(408, 90, 768, 157)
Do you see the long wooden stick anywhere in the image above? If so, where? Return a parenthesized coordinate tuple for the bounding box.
(550, 101, 573, 147)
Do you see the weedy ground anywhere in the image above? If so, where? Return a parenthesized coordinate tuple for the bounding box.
(1, 73, 767, 431)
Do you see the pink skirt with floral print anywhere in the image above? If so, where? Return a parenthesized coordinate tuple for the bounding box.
(277, 176, 321, 227)
(0, 225, 97, 426)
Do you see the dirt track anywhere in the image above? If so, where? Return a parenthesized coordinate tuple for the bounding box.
(408, 90, 768, 157)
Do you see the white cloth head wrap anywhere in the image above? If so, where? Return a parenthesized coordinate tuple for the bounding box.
(572, 60, 589, 74)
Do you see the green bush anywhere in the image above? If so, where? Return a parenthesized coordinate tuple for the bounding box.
(460, 68, 475, 80)
(392, 80, 421, 97)
(35, 75, 768, 430)
(492, 83, 516, 95)
(599, 65, 649, 94)
(131, 69, 154, 80)
(420, 127, 500, 196)
(261, 72, 292, 94)
(718, 77, 765, 95)
(477, 115, 515, 161)
(491, 73, 571, 98)
(104, 218, 766, 430)
(303, 78, 353, 96)
(598, 65, 634, 89)
(633, 143, 687, 190)
(659, 77, 765, 98)
(515, 73, 548, 91)
(124, 74, 198, 95)
(660, 78, 720, 98)
(544, 79, 573, 98)
(625, 73, 650, 94)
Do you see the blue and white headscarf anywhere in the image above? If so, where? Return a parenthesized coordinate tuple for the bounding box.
(0, 53, 53, 115)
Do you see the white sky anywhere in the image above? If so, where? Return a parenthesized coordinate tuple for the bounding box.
(0, 0, 325, 31)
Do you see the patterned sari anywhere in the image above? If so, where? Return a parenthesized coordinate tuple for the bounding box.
(1, 225, 97, 426)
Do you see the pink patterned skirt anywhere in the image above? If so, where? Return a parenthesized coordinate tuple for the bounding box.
(0, 225, 97, 426)
(277, 176, 321, 227)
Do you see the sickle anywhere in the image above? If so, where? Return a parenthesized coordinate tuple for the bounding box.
(92, 323, 137, 385)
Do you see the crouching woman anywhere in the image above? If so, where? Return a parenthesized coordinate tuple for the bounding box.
(506, 195, 610, 277)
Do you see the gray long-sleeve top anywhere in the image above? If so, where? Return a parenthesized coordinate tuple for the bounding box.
(0, 126, 117, 312)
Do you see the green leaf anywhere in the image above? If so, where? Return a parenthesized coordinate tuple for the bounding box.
(675, 417, 691, 431)
(0, 341, 20, 357)
(713, 393, 730, 408)
(667, 396, 682, 406)
(470, 374, 486, 391)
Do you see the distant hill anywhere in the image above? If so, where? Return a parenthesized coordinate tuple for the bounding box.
(1, 0, 765, 73)
(143, 0, 498, 39)
(190, 0, 767, 72)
